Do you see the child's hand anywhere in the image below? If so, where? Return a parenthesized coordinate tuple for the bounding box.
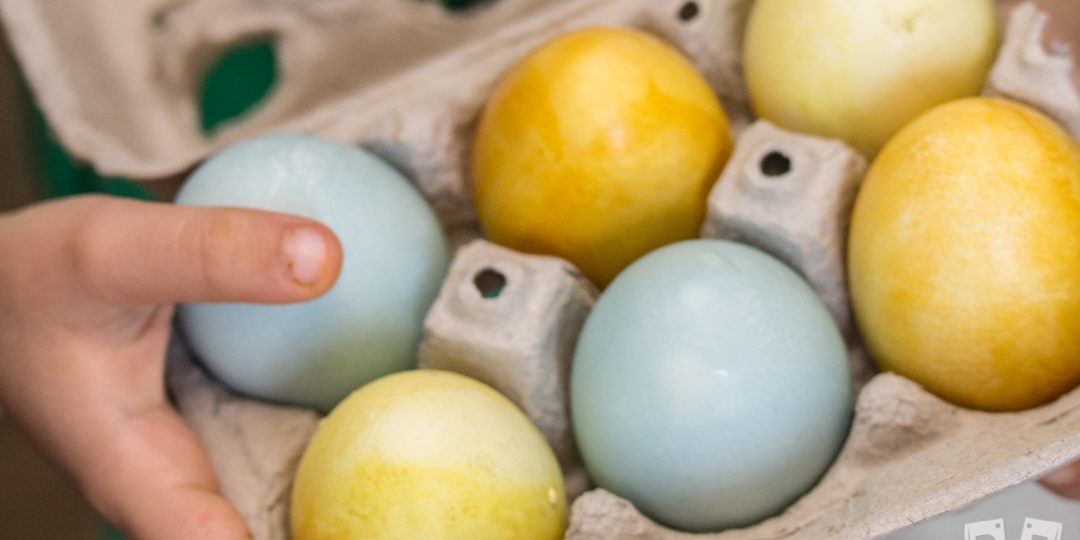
(1043, 461, 1080, 499)
(998, 0, 1080, 93)
(0, 195, 342, 539)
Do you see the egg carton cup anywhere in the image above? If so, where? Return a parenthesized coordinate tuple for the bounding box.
(4, 1, 1080, 539)
(165, 337, 318, 540)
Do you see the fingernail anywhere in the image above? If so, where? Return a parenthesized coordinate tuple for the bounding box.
(284, 226, 328, 287)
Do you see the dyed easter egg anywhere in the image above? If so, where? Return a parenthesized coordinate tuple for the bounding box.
(291, 370, 566, 540)
(571, 240, 852, 532)
(472, 27, 733, 287)
(744, 0, 998, 156)
(177, 135, 449, 411)
(849, 98, 1080, 411)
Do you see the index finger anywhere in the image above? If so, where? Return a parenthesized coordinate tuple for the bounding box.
(60, 196, 343, 305)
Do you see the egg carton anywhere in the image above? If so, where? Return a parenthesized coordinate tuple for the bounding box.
(4, 1, 1080, 539)
(0, 0, 750, 229)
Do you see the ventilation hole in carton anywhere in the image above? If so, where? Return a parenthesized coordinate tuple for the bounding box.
(151, 2, 185, 31)
(678, 1, 700, 22)
(152, 11, 169, 30)
(198, 39, 278, 135)
(760, 151, 792, 177)
(441, 0, 496, 13)
(474, 268, 507, 299)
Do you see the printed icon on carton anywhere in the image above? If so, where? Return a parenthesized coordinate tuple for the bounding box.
(964, 518, 1064, 540)
(1019, 518, 1064, 540)
(966, 519, 1007, 540)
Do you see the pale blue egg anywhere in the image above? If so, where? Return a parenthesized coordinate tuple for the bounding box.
(177, 135, 449, 412)
(571, 240, 851, 532)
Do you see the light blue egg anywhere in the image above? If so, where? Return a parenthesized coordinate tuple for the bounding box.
(177, 135, 449, 412)
(571, 240, 851, 532)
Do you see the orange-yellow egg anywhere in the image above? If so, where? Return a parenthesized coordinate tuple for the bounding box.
(849, 97, 1080, 411)
(472, 27, 732, 287)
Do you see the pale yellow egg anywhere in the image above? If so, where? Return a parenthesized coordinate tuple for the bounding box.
(291, 370, 566, 539)
(744, 0, 998, 156)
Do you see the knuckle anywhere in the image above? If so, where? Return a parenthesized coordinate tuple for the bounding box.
(69, 197, 126, 296)
(187, 210, 245, 298)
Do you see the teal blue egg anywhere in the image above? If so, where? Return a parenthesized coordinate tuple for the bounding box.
(177, 135, 449, 411)
(571, 240, 851, 532)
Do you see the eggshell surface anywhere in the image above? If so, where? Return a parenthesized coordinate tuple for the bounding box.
(472, 27, 732, 287)
(743, 0, 998, 156)
(291, 370, 567, 540)
(849, 97, 1080, 411)
(177, 135, 449, 411)
(571, 240, 852, 532)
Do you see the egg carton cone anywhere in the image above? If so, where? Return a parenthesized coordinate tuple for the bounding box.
(419, 239, 598, 500)
(4, 1, 1080, 539)
(699, 120, 874, 391)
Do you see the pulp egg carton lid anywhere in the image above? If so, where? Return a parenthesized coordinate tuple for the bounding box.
(3, 1, 1080, 539)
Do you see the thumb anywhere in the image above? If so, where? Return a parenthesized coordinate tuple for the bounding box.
(84, 403, 253, 540)
(59, 195, 342, 305)
(4, 322, 254, 540)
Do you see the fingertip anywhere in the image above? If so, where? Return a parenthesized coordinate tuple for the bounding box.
(1041, 461, 1080, 499)
(111, 488, 253, 540)
(175, 489, 253, 540)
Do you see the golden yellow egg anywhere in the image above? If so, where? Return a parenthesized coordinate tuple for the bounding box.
(849, 97, 1080, 411)
(744, 0, 998, 156)
(472, 27, 732, 287)
(291, 370, 566, 540)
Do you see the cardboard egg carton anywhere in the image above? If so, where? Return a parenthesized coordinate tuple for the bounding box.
(0, 0, 751, 228)
(4, 1, 1080, 539)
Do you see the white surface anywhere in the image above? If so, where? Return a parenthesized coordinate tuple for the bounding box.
(884, 481, 1080, 540)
